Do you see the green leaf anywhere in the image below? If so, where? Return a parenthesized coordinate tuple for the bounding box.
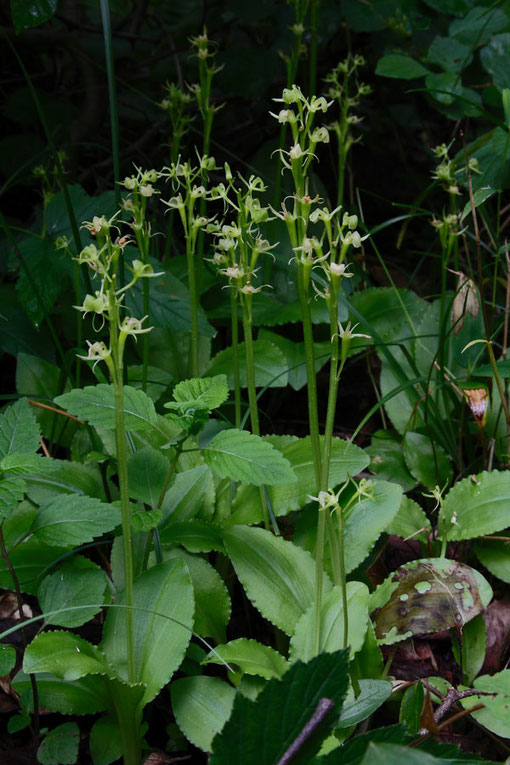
(258, 330, 331, 391)
(204, 429, 296, 486)
(210, 650, 350, 765)
(427, 36, 472, 73)
(460, 670, 510, 738)
(441, 470, 510, 540)
(13, 671, 109, 716)
(0, 397, 40, 458)
(162, 548, 231, 642)
(425, 71, 462, 106)
(160, 465, 214, 524)
(461, 613, 486, 686)
(450, 6, 509, 47)
(100, 558, 194, 705)
(403, 432, 452, 489)
(0, 474, 26, 520)
(127, 364, 170, 403)
(125, 267, 215, 337)
(16, 353, 71, 444)
(474, 539, 510, 583)
(54, 384, 158, 432)
(89, 716, 122, 765)
(399, 682, 424, 735)
(290, 582, 369, 662)
(224, 525, 330, 635)
(167, 375, 229, 411)
(127, 446, 169, 506)
(376, 55, 430, 80)
(31, 495, 121, 547)
(370, 558, 493, 645)
(206, 340, 288, 388)
(37, 722, 79, 765)
(25, 460, 105, 504)
(230, 436, 368, 524)
(387, 496, 431, 544)
(15, 237, 64, 327)
(203, 638, 289, 680)
(1, 453, 55, 476)
(10, 0, 58, 32)
(343, 480, 402, 574)
(38, 557, 107, 628)
(461, 186, 496, 220)
(172, 676, 236, 752)
(337, 680, 392, 729)
(24, 632, 113, 681)
(0, 644, 16, 676)
(317, 724, 411, 764)
(158, 519, 224, 552)
(366, 431, 415, 491)
(0, 537, 66, 594)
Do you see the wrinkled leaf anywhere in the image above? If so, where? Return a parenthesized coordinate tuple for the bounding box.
(55, 384, 158, 432)
(204, 429, 295, 486)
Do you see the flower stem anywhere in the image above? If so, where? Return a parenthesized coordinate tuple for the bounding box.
(109, 295, 135, 685)
(231, 289, 241, 428)
(241, 294, 270, 530)
(297, 261, 322, 489)
(186, 242, 199, 378)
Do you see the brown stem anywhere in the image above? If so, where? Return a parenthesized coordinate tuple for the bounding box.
(276, 698, 335, 765)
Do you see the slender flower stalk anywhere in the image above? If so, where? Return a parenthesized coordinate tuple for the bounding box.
(75, 213, 160, 686)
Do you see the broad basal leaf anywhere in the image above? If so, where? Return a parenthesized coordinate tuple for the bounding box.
(101, 558, 194, 705)
(224, 525, 331, 636)
(290, 582, 370, 662)
(441, 470, 510, 540)
(370, 558, 493, 645)
(54, 384, 158, 432)
(204, 429, 295, 486)
(172, 676, 236, 753)
(343, 480, 402, 574)
(31, 495, 121, 547)
(127, 446, 169, 506)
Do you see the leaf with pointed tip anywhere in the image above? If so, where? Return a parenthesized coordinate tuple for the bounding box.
(224, 525, 330, 635)
(204, 429, 295, 486)
(54, 384, 157, 432)
(100, 558, 194, 705)
(203, 638, 289, 680)
(31, 495, 121, 547)
(23, 632, 114, 681)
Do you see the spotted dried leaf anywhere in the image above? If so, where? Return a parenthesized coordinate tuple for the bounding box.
(370, 558, 493, 645)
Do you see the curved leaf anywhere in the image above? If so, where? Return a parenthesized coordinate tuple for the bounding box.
(290, 582, 369, 662)
(171, 676, 236, 752)
(224, 525, 330, 635)
(203, 638, 289, 680)
(23, 632, 113, 681)
(370, 558, 493, 645)
(54, 384, 157, 432)
(442, 470, 510, 540)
